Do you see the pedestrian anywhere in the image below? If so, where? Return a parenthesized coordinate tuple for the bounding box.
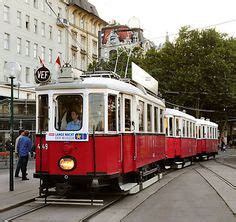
(220, 136, 226, 152)
(17, 130, 32, 180)
(15, 129, 25, 178)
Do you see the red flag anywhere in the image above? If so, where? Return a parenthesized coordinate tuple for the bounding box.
(55, 56, 61, 67)
(38, 56, 44, 66)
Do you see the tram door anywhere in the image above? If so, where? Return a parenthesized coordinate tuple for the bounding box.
(121, 94, 135, 172)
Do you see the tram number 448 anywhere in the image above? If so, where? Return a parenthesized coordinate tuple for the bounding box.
(37, 143, 48, 150)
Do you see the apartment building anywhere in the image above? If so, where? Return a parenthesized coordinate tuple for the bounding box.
(0, 0, 106, 99)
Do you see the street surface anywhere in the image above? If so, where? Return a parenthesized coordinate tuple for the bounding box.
(1, 150, 236, 221)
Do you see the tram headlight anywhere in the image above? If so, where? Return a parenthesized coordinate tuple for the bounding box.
(59, 156, 76, 171)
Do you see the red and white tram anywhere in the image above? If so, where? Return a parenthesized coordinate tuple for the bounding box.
(164, 108, 197, 168)
(34, 65, 166, 195)
(196, 118, 218, 159)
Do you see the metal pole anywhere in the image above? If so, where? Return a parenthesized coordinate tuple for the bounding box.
(10, 76, 15, 191)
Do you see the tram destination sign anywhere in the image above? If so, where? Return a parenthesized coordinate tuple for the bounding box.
(35, 66, 51, 83)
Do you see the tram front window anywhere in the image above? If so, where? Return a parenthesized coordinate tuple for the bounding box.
(55, 95, 83, 131)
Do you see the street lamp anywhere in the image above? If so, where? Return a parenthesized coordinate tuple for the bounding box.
(4, 61, 21, 191)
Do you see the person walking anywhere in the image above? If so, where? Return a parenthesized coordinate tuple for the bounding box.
(17, 130, 32, 180)
(15, 129, 24, 178)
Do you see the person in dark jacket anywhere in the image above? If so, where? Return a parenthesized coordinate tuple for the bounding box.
(15, 129, 25, 178)
(17, 130, 32, 180)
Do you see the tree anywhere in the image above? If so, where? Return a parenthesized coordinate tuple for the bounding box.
(139, 27, 235, 124)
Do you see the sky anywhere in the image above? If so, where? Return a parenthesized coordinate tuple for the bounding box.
(89, 0, 236, 45)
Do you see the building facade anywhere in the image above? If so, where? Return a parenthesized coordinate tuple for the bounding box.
(100, 20, 155, 61)
(0, 0, 106, 99)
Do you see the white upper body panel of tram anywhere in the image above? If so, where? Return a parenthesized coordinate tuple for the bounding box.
(196, 118, 218, 127)
(36, 76, 165, 107)
(165, 108, 196, 122)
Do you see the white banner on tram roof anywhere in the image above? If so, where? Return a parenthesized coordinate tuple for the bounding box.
(46, 132, 89, 141)
(132, 62, 158, 95)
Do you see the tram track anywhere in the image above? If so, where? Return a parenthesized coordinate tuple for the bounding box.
(195, 160, 236, 215)
(2, 168, 190, 222)
(197, 161, 236, 189)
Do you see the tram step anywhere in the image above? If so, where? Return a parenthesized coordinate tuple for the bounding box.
(35, 197, 104, 206)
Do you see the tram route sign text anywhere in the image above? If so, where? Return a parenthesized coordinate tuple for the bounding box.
(35, 66, 51, 83)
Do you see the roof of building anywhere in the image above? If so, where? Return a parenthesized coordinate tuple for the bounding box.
(69, 0, 99, 17)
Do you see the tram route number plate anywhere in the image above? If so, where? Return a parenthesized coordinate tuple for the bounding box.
(46, 132, 89, 141)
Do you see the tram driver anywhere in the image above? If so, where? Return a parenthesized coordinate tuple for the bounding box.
(66, 110, 81, 131)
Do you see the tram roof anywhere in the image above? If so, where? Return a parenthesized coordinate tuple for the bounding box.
(36, 77, 165, 107)
(165, 108, 196, 121)
(196, 118, 218, 127)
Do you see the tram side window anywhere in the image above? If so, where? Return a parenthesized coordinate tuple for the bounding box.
(186, 121, 189, 137)
(147, 104, 152, 132)
(108, 94, 117, 131)
(169, 117, 173, 136)
(138, 100, 144, 132)
(203, 126, 206, 138)
(124, 98, 131, 131)
(190, 122, 193, 138)
(56, 95, 83, 131)
(154, 107, 158, 132)
(89, 94, 104, 132)
(176, 118, 180, 136)
(38, 95, 48, 132)
(182, 120, 186, 137)
(160, 109, 164, 133)
(193, 123, 196, 138)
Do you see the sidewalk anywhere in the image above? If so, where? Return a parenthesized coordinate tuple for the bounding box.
(0, 158, 40, 212)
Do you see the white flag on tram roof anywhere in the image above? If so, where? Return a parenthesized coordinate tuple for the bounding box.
(55, 55, 61, 72)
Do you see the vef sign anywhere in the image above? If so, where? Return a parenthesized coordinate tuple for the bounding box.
(35, 66, 51, 83)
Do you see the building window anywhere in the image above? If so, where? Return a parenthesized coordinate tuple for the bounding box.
(33, 43, 38, 58)
(41, 0, 45, 11)
(3, 5, 9, 22)
(41, 22, 45, 37)
(26, 67, 30, 83)
(49, 25, 52, 39)
(17, 11, 22, 27)
(72, 52, 77, 68)
(72, 12, 76, 25)
(34, 19, 38, 33)
(18, 65, 22, 82)
(33, 0, 38, 8)
(4, 33, 10, 50)
(80, 18, 85, 29)
(92, 40, 97, 55)
(25, 40, 30, 56)
(25, 15, 30, 30)
(58, 30, 62, 43)
(48, 2, 52, 15)
(41, 46, 45, 60)
(49, 49, 52, 63)
(17, 37, 22, 54)
(92, 24, 96, 35)
(81, 36, 86, 51)
(81, 54, 85, 70)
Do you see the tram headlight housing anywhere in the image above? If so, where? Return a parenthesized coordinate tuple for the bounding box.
(59, 156, 76, 171)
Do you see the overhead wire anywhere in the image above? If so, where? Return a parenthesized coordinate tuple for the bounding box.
(149, 18, 236, 40)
